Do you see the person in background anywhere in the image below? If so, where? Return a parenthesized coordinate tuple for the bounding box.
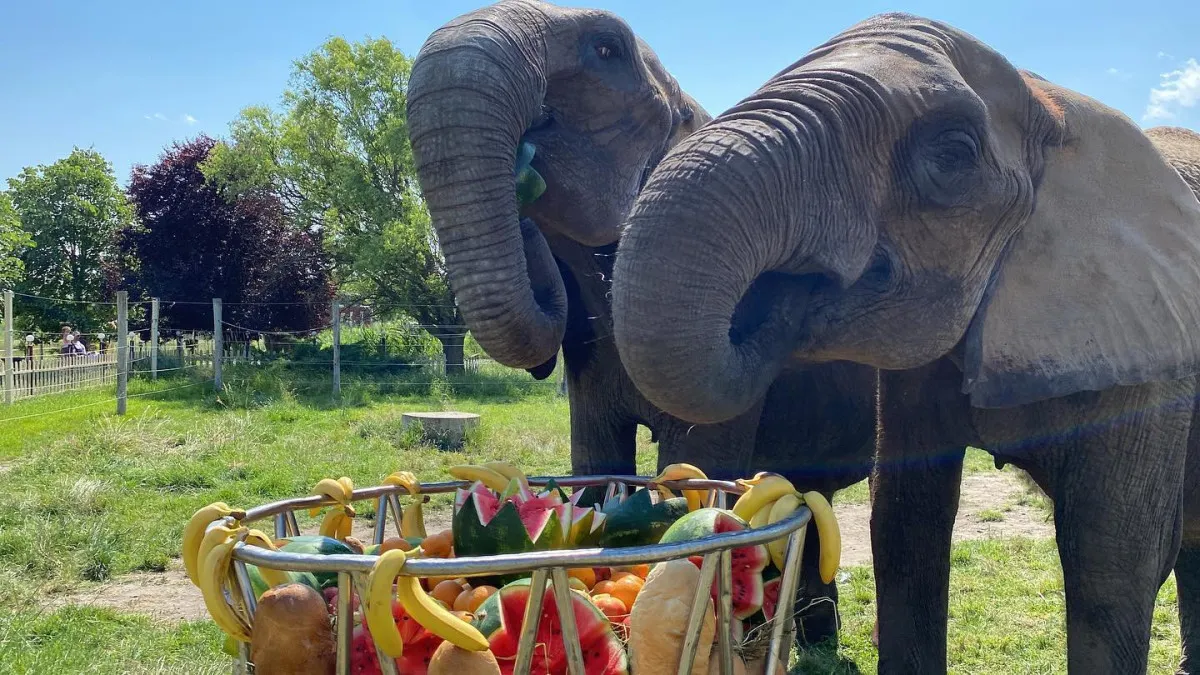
(72, 335, 88, 356)
(60, 326, 73, 355)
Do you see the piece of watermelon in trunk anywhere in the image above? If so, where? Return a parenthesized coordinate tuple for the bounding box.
(658, 508, 769, 620)
(486, 579, 629, 675)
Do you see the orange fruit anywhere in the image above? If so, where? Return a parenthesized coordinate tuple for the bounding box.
(592, 580, 616, 596)
(567, 577, 589, 593)
(590, 593, 628, 621)
(380, 537, 413, 553)
(617, 564, 650, 579)
(610, 571, 635, 582)
(432, 579, 467, 607)
(452, 610, 474, 623)
(454, 585, 495, 613)
(608, 574, 644, 611)
(567, 567, 596, 589)
(421, 529, 453, 558)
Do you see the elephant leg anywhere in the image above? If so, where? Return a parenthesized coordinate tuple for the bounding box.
(1008, 379, 1191, 674)
(792, 489, 840, 646)
(567, 384, 638, 477)
(1174, 392, 1200, 674)
(873, 361, 973, 674)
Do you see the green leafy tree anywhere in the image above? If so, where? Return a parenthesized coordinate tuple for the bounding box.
(0, 192, 33, 289)
(7, 148, 133, 331)
(203, 37, 469, 372)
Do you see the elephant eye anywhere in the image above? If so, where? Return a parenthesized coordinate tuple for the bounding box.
(929, 130, 979, 173)
(592, 35, 623, 61)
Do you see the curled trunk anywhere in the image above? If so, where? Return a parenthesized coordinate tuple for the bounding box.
(408, 8, 567, 369)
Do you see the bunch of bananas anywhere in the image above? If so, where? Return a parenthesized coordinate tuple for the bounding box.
(384, 471, 426, 539)
(310, 477, 356, 540)
(732, 473, 842, 583)
(448, 460, 529, 494)
(650, 462, 710, 512)
(365, 548, 489, 658)
(182, 502, 283, 641)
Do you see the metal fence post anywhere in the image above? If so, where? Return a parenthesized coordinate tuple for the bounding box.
(212, 298, 223, 392)
(116, 291, 128, 415)
(2, 290, 13, 406)
(332, 298, 341, 400)
(150, 298, 159, 380)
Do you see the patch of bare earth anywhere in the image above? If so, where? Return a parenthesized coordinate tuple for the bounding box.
(837, 469, 1055, 566)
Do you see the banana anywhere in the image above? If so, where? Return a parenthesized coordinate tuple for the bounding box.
(483, 461, 529, 491)
(401, 499, 427, 540)
(198, 531, 252, 642)
(367, 550, 489, 658)
(196, 523, 242, 586)
(732, 473, 797, 522)
(384, 471, 421, 496)
(182, 502, 244, 586)
(243, 529, 290, 589)
(765, 493, 803, 570)
(337, 476, 355, 497)
(319, 506, 355, 540)
(448, 465, 510, 493)
(652, 463, 709, 512)
(309, 477, 354, 516)
(802, 491, 841, 584)
(750, 497, 777, 530)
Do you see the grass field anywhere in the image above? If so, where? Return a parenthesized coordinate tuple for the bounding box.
(0, 365, 1184, 673)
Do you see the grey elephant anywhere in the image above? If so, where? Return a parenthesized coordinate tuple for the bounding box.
(406, 0, 876, 644)
(611, 13, 1200, 674)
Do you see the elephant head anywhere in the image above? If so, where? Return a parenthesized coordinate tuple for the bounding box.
(408, 0, 705, 370)
(612, 13, 1200, 424)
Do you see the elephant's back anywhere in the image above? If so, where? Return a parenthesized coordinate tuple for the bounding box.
(1147, 126, 1200, 199)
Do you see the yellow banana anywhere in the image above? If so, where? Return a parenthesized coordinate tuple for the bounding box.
(384, 471, 421, 495)
(652, 463, 709, 512)
(766, 493, 803, 570)
(448, 465, 510, 493)
(802, 491, 841, 584)
(243, 529, 290, 589)
(750, 497, 777, 530)
(198, 532, 252, 642)
(196, 523, 242, 585)
(319, 506, 356, 540)
(367, 550, 489, 658)
(732, 473, 797, 522)
(483, 461, 529, 491)
(309, 477, 353, 516)
(401, 499, 427, 540)
(182, 502, 244, 586)
(338, 476, 355, 497)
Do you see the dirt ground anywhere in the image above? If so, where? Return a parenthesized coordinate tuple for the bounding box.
(43, 469, 1053, 623)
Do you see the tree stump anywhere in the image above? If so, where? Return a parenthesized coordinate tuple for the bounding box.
(401, 411, 480, 449)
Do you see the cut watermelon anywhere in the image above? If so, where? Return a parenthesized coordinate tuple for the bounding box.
(484, 579, 629, 675)
(658, 508, 769, 620)
(453, 480, 604, 557)
(350, 600, 444, 675)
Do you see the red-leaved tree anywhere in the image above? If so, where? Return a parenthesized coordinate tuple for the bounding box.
(123, 136, 333, 332)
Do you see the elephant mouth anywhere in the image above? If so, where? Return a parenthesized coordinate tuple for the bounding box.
(728, 271, 834, 354)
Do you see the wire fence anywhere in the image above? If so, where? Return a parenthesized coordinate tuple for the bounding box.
(2, 290, 567, 416)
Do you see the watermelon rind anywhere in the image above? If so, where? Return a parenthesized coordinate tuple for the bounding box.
(597, 489, 689, 547)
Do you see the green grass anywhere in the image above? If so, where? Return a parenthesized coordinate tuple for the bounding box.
(0, 367, 1185, 673)
(835, 447, 999, 505)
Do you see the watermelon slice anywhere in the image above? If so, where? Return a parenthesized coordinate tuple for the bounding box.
(658, 508, 770, 620)
(453, 480, 603, 557)
(481, 579, 629, 675)
(350, 600, 444, 675)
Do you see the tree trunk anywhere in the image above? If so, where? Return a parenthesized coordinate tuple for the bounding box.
(438, 330, 466, 376)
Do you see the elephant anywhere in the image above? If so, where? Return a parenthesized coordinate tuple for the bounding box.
(610, 12, 1200, 674)
(406, 0, 876, 644)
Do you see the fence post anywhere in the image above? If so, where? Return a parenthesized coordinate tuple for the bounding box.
(332, 298, 341, 400)
(213, 298, 223, 392)
(2, 290, 13, 406)
(116, 291, 128, 415)
(150, 298, 159, 380)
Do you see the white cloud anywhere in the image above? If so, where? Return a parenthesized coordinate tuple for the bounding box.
(152, 112, 167, 121)
(1158, 51, 1173, 60)
(183, 114, 198, 125)
(1144, 58, 1200, 121)
(1106, 67, 1132, 81)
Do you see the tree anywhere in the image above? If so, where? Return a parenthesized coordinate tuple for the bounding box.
(7, 148, 132, 330)
(203, 37, 468, 372)
(124, 136, 333, 332)
(0, 192, 33, 289)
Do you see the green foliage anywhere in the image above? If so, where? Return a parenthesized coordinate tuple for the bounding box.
(0, 192, 33, 288)
(6, 148, 133, 330)
(203, 37, 465, 365)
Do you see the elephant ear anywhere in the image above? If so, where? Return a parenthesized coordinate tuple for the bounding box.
(963, 79, 1200, 409)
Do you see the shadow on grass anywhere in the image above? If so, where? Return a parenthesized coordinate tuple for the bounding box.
(134, 361, 561, 414)
(792, 639, 865, 674)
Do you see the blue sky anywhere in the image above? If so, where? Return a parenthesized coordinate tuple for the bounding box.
(1, 0, 1197, 185)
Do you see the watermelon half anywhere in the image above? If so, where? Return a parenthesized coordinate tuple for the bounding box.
(478, 579, 628, 675)
(658, 508, 770, 620)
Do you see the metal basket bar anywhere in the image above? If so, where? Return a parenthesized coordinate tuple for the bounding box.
(550, 567, 587, 675)
(677, 551, 720, 675)
(238, 476, 744, 525)
(716, 549, 735, 674)
(513, 568, 550, 673)
(764, 526, 806, 675)
(232, 507, 811, 576)
(336, 573, 353, 674)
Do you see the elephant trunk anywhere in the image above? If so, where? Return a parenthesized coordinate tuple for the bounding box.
(408, 6, 567, 369)
(613, 112, 875, 424)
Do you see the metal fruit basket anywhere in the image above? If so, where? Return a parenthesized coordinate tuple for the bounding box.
(217, 474, 812, 675)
